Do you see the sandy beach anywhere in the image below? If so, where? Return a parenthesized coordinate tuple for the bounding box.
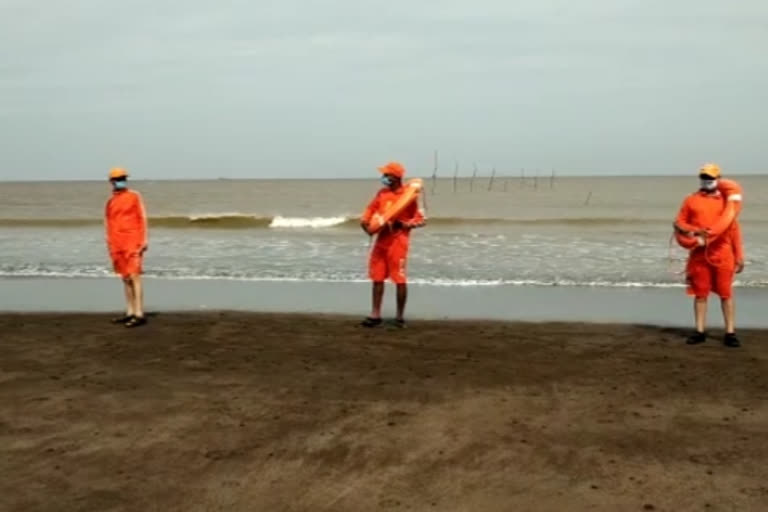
(1, 312, 767, 511)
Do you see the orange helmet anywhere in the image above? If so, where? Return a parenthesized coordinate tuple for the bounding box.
(699, 163, 721, 179)
(377, 161, 406, 179)
(109, 167, 129, 180)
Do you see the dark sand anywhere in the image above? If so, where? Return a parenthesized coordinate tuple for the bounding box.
(1, 313, 766, 512)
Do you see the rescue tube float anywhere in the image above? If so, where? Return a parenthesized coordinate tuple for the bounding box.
(366, 178, 424, 234)
(674, 178, 743, 250)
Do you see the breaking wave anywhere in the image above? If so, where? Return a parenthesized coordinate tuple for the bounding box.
(0, 214, 723, 230)
(0, 214, 350, 229)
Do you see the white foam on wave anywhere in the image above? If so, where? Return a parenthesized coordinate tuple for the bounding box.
(187, 212, 253, 221)
(408, 278, 687, 288)
(0, 269, 111, 278)
(269, 216, 349, 228)
(3, 269, 766, 289)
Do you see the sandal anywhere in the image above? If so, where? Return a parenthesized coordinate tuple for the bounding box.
(360, 317, 383, 328)
(125, 316, 147, 328)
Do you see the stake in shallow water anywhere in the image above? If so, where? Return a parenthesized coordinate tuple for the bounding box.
(431, 149, 438, 196)
(488, 167, 496, 192)
(453, 161, 459, 193)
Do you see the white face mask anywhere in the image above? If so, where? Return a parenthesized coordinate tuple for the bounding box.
(700, 178, 718, 191)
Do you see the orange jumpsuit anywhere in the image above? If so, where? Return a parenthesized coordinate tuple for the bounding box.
(361, 187, 424, 284)
(105, 189, 148, 278)
(675, 191, 744, 299)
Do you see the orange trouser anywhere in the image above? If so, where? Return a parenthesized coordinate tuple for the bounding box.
(369, 237, 409, 284)
(111, 250, 143, 278)
(686, 256, 735, 299)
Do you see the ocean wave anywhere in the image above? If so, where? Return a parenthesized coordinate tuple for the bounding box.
(269, 216, 349, 228)
(0, 214, 716, 230)
(1, 268, 766, 289)
(0, 214, 351, 229)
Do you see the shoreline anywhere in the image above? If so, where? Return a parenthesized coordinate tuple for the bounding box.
(3, 310, 768, 335)
(2, 277, 768, 327)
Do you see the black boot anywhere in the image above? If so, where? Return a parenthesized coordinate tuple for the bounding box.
(723, 333, 741, 348)
(686, 331, 707, 345)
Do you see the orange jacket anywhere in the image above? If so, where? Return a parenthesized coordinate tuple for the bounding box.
(105, 189, 148, 253)
(676, 191, 744, 265)
(362, 187, 425, 246)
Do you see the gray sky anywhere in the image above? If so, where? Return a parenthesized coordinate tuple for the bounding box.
(1, 0, 767, 180)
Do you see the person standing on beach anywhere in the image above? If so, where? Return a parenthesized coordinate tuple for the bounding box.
(105, 168, 149, 328)
(360, 162, 426, 327)
(674, 163, 744, 347)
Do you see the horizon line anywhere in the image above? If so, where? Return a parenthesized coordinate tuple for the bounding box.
(1, 172, 767, 183)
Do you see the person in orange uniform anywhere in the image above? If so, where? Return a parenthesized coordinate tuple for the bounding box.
(360, 162, 426, 327)
(674, 163, 744, 347)
(105, 168, 149, 328)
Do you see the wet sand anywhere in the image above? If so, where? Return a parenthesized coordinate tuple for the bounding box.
(1, 313, 767, 511)
(5, 277, 768, 328)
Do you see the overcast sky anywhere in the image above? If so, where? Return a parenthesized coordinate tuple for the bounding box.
(1, 0, 766, 180)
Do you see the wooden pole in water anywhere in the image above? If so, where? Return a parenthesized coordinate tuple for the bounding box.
(470, 162, 478, 192)
(520, 168, 525, 188)
(431, 149, 438, 195)
(550, 168, 555, 189)
(453, 161, 459, 193)
(534, 169, 539, 190)
(584, 191, 592, 206)
(488, 167, 496, 191)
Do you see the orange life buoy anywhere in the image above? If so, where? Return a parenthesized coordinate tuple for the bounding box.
(705, 178, 742, 239)
(674, 178, 743, 250)
(366, 178, 423, 235)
